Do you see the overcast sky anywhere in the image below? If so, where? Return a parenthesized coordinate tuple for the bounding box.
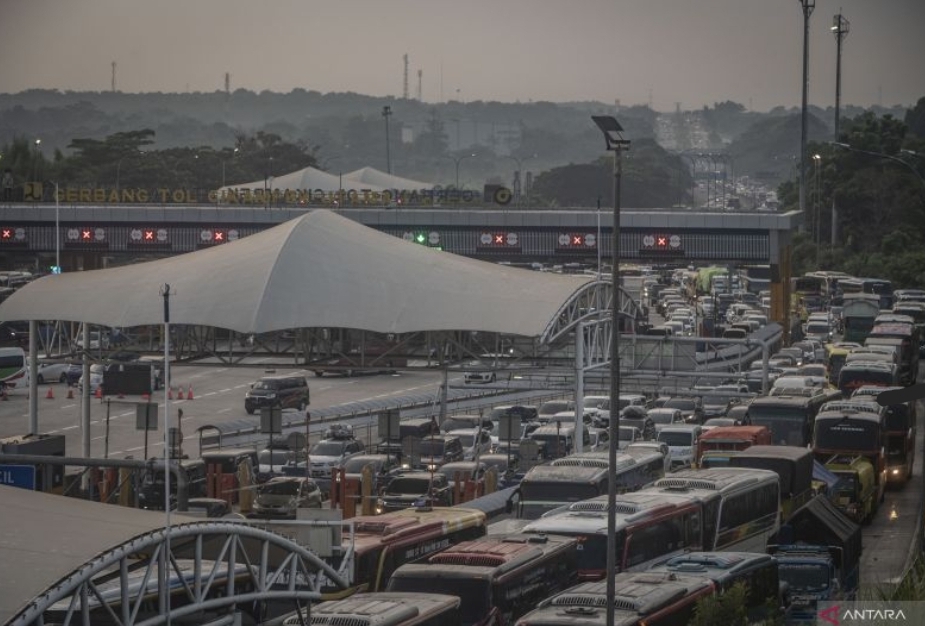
(2, 0, 922, 112)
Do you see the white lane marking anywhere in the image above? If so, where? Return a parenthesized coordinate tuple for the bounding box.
(62, 425, 78, 430)
(201, 391, 217, 397)
(219, 388, 233, 393)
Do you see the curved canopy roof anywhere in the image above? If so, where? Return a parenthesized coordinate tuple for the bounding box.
(0, 209, 593, 337)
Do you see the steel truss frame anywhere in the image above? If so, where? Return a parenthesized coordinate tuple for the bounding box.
(9, 522, 349, 626)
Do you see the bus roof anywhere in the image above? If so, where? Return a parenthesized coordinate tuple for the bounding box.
(544, 572, 713, 614)
(349, 507, 486, 550)
(522, 491, 703, 535)
(655, 467, 779, 493)
(521, 464, 610, 482)
(729, 444, 812, 462)
(390, 533, 577, 579)
(650, 551, 776, 578)
(699, 425, 768, 442)
(309, 592, 460, 624)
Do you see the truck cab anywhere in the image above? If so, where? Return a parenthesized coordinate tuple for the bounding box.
(825, 455, 878, 524)
(772, 545, 845, 623)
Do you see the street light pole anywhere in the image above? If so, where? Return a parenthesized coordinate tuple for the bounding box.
(33, 139, 41, 182)
(592, 115, 630, 626)
(831, 143, 925, 191)
(798, 0, 816, 223)
(382, 106, 393, 174)
(812, 154, 821, 258)
(831, 13, 849, 245)
(452, 153, 477, 190)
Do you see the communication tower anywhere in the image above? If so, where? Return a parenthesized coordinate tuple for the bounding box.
(225, 72, 231, 96)
(417, 69, 423, 102)
(403, 54, 409, 99)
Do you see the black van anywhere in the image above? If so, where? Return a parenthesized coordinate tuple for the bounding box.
(244, 374, 310, 414)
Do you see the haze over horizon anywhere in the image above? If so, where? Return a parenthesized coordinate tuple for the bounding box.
(1, 0, 923, 113)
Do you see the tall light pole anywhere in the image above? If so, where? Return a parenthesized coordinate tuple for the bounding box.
(812, 154, 821, 255)
(592, 115, 630, 626)
(322, 155, 343, 203)
(33, 138, 41, 182)
(221, 147, 239, 189)
(382, 105, 393, 174)
(53, 181, 60, 274)
(831, 13, 849, 245)
(831, 143, 925, 192)
(798, 0, 816, 224)
(450, 153, 477, 189)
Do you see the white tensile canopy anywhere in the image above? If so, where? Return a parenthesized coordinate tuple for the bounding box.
(341, 167, 435, 190)
(0, 210, 592, 337)
(218, 166, 389, 194)
(219, 166, 436, 195)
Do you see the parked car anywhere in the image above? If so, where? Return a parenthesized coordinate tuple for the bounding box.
(445, 428, 493, 461)
(250, 477, 323, 518)
(32, 358, 69, 384)
(376, 471, 452, 513)
(660, 396, 705, 424)
(244, 374, 310, 414)
(646, 408, 686, 432)
(341, 453, 401, 495)
(306, 425, 366, 491)
(620, 406, 656, 440)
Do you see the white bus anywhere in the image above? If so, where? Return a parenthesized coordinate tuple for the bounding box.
(653, 467, 780, 553)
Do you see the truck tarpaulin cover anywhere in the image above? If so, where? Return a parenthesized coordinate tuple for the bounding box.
(782, 494, 862, 570)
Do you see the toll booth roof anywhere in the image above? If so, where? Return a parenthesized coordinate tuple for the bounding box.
(0, 485, 182, 624)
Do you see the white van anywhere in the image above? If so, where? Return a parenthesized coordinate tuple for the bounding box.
(656, 424, 703, 470)
(0, 346, 28, 390)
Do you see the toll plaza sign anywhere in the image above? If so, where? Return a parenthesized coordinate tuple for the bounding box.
(0, 464, 36, 490)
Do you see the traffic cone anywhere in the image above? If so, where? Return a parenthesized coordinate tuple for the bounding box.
(94, 386, 103, 400)
(168, 387, 173, 400)
(141, 393, 150, 401)
(46, 387, 54, 400)
(67, 386, 74, 400)
(186, 385, 194, 400)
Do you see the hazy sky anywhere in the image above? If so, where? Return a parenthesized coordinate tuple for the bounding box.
(2, 0, 923, 112)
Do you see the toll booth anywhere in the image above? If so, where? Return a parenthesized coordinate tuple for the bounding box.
(0, 433, 65, 493)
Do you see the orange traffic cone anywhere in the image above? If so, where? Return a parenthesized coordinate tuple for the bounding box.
(186, 385, 194, 400)
(94, 386, 103, 400)
(46, 387, 54, 400)
(141, 393, 150, 401)
(67, 386, 74, 400)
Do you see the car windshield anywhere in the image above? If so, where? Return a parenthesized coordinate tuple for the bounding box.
(664, 399, 695, 411)
(260, 481, 303, 496)
(806, 323, 830, 334)
(258, 450, 290, 465)
(704, 418, 735, 427)
(453, 433, 476, 447)
(310, 441, 347, 456)
(343, 457, 382, 473)
(702, 395, 732, 406)
(437, 465, 478, 480)
(650, 412, 677, 424)
(778, 563, 831, 592)
(386, 477, 432, 494)
(658, 432, 694, 447)
(416, 439, 447, 456)
(619, 428, 637, 441)
(253, 380, 281, 390)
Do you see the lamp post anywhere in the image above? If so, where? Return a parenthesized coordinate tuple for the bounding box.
(382, 105, 393, 174)
(591, 114, 630, 626)
(55, 182, 60, 272)
(33, 139, 41, 182)
(449, 153, 477, 190)
(812, 154, 822, 263)
(797, 0, 816, 223)
(830, 13, 849, 245)
(221, 147, 239, 189)
(831, 143, 925, 192)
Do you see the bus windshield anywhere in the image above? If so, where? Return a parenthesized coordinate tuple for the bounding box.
(839, 368, 895, 392)
(658, 432, 694, 447)
(778, 562, 831, 592)
(815, 419, 881, 452)
(388, 576, 489, 625)
(747, 406, 808, 447)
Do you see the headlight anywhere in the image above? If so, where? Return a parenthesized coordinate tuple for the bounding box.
(266, 393, 277, 399)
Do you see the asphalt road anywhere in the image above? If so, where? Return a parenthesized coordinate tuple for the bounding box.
(0, 361, 450, 459)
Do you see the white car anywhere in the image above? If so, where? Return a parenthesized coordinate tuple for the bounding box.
(446, 428, 493, 461)
(656, 424, 703, 471)
(77, 363, 106, 394)
(32, 359, 70, 384)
